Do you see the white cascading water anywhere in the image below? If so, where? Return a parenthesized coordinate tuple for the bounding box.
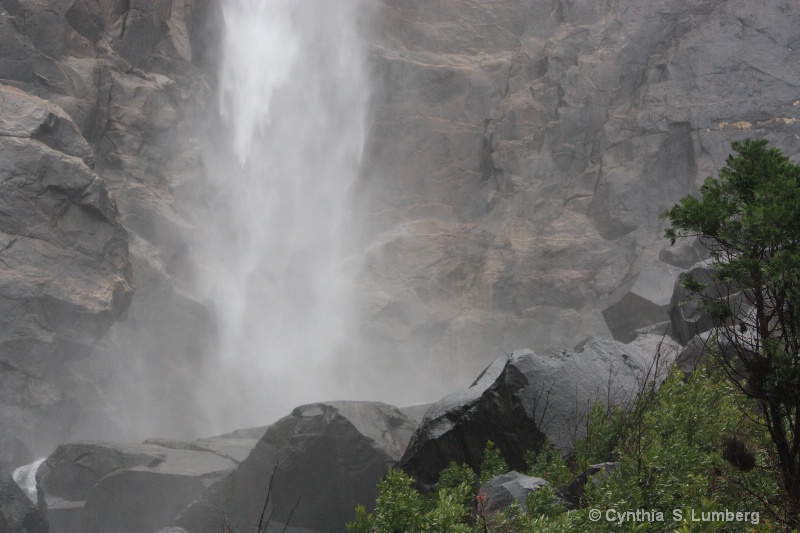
(197, 0, 369, 431)
(13, 458, 44, 502)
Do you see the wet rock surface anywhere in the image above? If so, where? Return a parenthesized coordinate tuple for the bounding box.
(0, 84, 132, 457)
(668, 262, 728, 345)
(602, 262, 685, 342)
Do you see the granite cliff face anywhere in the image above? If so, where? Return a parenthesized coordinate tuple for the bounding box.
(0, 0, 217, 461)
(0, 0, 799, 464)
(355, 0, 800, 395)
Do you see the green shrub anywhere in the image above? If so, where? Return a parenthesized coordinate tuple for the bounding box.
(346, 504, 375, 533)
(479, 440, 509, 483)
(524, 437, 572, 490)
(372, 468, 425, 533)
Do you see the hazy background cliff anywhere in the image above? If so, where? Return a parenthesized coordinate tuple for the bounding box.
(0, 0, 798, 468)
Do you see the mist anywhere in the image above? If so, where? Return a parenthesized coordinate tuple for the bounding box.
(192, 0, 371, 432)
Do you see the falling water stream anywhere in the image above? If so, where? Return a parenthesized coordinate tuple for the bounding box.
(197, 0, 369, 432)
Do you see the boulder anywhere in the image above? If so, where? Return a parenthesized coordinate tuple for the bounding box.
(603, 262, 685, 342)
(676, 319, 758, 379)
(659, 238, 708, 269)
(563, 462, 619, 508)
(478, 471, 549, 513)
(675, 334, 710, 376)
(669, 262, 715, 345)
(36, 432, 262, 533)
(0, 465, 47, 533)
(400, 335, 679, 486)
(667, 261, 750, 346)
(175, 401, 417, 533)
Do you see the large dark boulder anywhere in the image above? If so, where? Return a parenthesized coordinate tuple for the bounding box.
(0, 465, 47, 533)
(400, 336, 678, 486)
(668, 261, 750, 346)
(675, 333, 710, 375)
(659, 238, 708, 269)
(175, 401, 417, 533)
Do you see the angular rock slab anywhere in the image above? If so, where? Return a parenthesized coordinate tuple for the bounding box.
(36, 433, 261, 533)
(176, 401, 417, 533)
(603, 262, 685, 343)
(479, 471, 548, 514)
(400, 335, 678, 485)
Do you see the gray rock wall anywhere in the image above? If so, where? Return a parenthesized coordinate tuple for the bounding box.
(353, 0, 800, 398)
(0, 0, 220, 455)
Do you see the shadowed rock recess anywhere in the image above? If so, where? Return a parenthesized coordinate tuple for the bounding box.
(0, 0, 799, 531)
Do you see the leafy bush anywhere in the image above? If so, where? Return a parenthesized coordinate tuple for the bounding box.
(479, 440, 509, 483)
(524, 437, 572, 490)
(371, 468, 426, 533)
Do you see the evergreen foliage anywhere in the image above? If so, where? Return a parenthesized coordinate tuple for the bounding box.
(664, 138, 800, 527)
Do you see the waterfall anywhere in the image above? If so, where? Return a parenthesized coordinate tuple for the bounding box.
(13, 458, 44, 502)
(197, 0, 369, 431)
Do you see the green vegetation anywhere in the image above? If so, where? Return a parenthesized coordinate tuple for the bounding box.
(350, 364, 784, 532)
(665, 139, 800, 527)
